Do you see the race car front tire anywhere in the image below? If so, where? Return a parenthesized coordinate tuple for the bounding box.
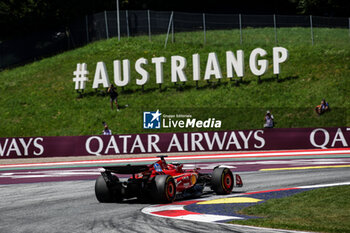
(211, 167, 234, 195)
(154, 175, 176, 203)
(95, 175, 123, 203)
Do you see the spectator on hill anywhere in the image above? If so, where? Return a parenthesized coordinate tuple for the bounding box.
(108, 84, 119, 111)
(102, 124, 112, 135)
(264, 110, 274, 128)
(315, 99, 330, 115)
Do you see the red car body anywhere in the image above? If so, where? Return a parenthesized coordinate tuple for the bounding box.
(95, 156, 243, 203)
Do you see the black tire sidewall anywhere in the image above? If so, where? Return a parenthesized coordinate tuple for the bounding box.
(95, 175, 122, 203)
(95, 175, 114, 203)
(154, 175, 176, 203)
(212, 167, 234, 195)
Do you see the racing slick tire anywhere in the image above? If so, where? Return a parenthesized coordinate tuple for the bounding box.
(95, 175, 123, 203)
(154, 175, 176, 203)
(211, 167, 234, 195)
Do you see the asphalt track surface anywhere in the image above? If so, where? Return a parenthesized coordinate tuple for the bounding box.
(1, 153, 350, 233)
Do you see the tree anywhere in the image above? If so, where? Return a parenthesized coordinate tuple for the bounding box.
(0, 0, 347, 40)
(292, 0, 349, 16)
(0, 0, 116, 39)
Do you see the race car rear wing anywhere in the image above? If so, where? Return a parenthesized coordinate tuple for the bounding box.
(103, 164, 149, 174)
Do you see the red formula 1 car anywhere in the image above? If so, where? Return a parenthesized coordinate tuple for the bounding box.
(95, 155, 243, 203)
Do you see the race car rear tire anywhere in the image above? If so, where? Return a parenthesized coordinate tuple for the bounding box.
(95, 175, 122, 203)
(154, 175, 176, 203)
(211, 167, 234, 195)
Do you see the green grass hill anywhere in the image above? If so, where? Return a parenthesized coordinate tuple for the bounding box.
(0, 28, 349, 137)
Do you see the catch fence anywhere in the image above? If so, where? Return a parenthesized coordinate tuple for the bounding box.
(0, 10, 349, 69)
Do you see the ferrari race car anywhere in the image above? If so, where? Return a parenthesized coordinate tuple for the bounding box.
(95, 155, 243, 203)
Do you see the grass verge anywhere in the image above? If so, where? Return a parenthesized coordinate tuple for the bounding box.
(230, 185, 350, 233)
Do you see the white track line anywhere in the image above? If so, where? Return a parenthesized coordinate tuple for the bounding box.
(298, 182, 350, 189)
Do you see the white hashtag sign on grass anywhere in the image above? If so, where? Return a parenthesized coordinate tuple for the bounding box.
(73, 63, 89, 90)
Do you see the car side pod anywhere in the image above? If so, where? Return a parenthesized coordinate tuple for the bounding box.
(211, 167, 235, 195)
